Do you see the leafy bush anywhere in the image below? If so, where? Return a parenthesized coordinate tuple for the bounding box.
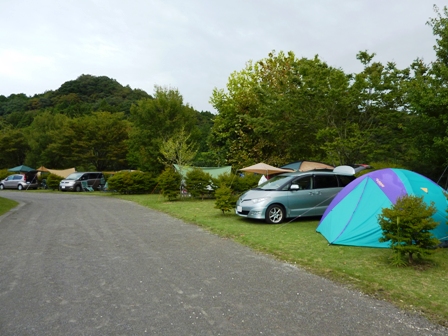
(157, 167, 182, 201)
(0, 169, 10, 181)
(107, 171, 156, 194)
(235, 173, 260, 192)
(47, 173, 63, 190)
(214, 185, 235, 214)
(185, 168, 213, 199)
(213, 172, 259, 194)
(378, 195, 440, 265)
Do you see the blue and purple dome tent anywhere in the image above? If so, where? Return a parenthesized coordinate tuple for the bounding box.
(316, 169, 448, 248)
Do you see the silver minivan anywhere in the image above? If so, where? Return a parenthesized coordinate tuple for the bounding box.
(236, 166, 357, 223)
(59, 172, 105, 192)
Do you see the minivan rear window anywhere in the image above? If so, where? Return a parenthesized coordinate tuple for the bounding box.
(338, 175, 356, 187)
(314, 175, 338, 189)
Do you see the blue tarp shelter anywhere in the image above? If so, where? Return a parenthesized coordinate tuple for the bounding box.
(316, 168, 448, 248)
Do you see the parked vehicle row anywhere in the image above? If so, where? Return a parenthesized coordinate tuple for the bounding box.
(0, 165, 366, 224)
(0, 172, 105, 191)
(236, 166, 361, 224)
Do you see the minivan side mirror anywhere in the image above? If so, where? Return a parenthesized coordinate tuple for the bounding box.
(290, 184, 300, 190)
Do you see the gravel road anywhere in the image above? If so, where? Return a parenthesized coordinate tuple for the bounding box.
(0, 192, 446, 335)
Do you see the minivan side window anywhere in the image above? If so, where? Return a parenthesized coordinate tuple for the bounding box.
(13, 175, 22, 180)
(292, 176, 312, 190)
(314, 175, 338, 189)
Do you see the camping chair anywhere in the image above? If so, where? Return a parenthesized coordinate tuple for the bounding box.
(99, 177, 106, 191)
(81, 180, 94, 192)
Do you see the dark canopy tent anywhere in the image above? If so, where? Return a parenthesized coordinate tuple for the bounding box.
(8, 165, 36, 173)
(7, 165, 39, 186)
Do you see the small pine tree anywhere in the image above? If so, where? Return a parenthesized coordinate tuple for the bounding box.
(378, 195, 440, 265)
(214, 185, 234, 214)
(157, 167, 182, 201)
(185, 168, 212, 200)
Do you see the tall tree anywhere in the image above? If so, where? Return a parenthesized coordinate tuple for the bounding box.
(159, 127, 198, 168)
(127, 86, 198, 173)
(0, 128, 29, 168)
(25, 111, 69, 168)
(210, 51, 356, 167)
(404, 5, 448, 181)
(43, 112, 129, 170)
(318, 51, 410, 165)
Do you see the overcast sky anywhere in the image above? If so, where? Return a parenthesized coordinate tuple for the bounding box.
(0, 0, 445, 112)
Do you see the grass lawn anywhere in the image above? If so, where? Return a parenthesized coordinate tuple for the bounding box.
(113, 193, 448, 326)
(0, 196, 18, 216)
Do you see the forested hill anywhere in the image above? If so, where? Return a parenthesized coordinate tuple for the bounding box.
(0, 74, 152, 124)
(0, 74, 216, 172)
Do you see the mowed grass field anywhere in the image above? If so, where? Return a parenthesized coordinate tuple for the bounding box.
(115, 194, 448, 327)
(0, 196, 18, 216)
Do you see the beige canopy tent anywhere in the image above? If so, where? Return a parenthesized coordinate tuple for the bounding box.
(297, 161, 333, 172)
(37, 166, 76, 178)
(240, 163, 294, 175)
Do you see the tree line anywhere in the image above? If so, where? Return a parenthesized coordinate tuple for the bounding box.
(0, 6, 447, 185)
(210, 6, 448, 184)
(0, 76, 215, 174)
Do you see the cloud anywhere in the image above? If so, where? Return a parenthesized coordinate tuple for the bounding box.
(0, 0, 445, 112)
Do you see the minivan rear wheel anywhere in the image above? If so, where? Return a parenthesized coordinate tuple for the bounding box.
(17, 184, 23, 191)
(265, 204, 285, 224)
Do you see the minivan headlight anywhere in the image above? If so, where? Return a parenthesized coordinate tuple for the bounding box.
(251, 197, 269, 204)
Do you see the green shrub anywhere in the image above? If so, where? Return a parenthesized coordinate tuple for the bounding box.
(157, 167, 182, 201)
(214, 185, 235, 214)
(0, 169, 10, 181)
(213, 172, 259, 194)
(235, 172, 260, 192)
(103, 172, 113, 182)
(185, 168, 213, 199)
(107, 171, 156, 194)
(47, 174, 63, 190)
(378, 195, 440, 265)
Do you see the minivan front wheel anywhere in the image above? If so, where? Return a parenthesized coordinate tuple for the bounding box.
(74, 185, 82, 192)
(265, 204, 285, 224)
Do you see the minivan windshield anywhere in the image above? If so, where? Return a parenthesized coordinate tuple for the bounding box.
(257, 175, 291, 190)
(65, 172, 84, 180)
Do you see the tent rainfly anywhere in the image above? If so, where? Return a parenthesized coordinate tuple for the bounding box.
(240, 163, 294, 175)
(173, 165, 232, 179)
(282, 161, 334, 172)
(8, 165, 36, 173)
(316, 168, 448, 248)
(37, 166, 76, 178)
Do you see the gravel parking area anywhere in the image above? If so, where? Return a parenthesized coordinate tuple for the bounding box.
(0, 192, 446, 335)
